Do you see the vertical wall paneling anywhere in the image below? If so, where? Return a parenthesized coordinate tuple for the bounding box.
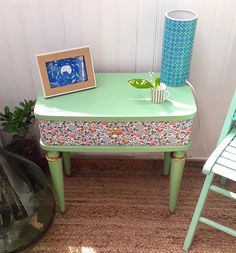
(152, 0, 162, 73)
(152, 0, 178, 72)
(99, 0, 119, 71)
(76, 0, 101, 71)
(0, 16, 18, 109)
(118, 0, 138, 72)
(41, 0, 66, 52)
(204, 0, 236, 147)
(63, 0, 83, 48)
(0, 1, 35, 103)
(135, 0, 159, 72)
(21, 0, 45, 95)
(178, 0, 236, 156)
(179, 0, 221, 156)
(216, 13, 236, 134)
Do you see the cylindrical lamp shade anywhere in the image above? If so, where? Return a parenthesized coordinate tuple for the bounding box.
(160, 9, 198, 87)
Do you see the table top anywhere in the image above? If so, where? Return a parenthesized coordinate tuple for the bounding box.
(34, 73, 197, 121)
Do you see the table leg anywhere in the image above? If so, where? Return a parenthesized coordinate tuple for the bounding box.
(62, 152, 71, 176)
(169, 151, 186, 212)
(46, 151, 65, 213)
(163, 152, 171, 176)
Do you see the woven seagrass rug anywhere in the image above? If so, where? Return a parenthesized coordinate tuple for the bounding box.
(31, 156, 236, 253)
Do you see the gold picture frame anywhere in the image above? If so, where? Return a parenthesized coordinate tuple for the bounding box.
(36, 46, 96, 98)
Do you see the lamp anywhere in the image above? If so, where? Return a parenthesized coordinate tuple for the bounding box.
(160, 9, 198, 87)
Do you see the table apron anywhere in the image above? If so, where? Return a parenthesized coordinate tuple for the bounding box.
(39, 119, 193, 148)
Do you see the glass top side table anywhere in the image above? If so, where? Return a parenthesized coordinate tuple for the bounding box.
(35, 73, 197, 213)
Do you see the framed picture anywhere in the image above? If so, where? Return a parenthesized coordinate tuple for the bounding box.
(36, 46, 96, 98)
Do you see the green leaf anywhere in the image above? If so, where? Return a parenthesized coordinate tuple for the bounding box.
(154, 76, 161, 89)
(4, 106, 10, 115)
(29, 100, 35, 106)
(128, 79, 153, 89)
(0, 99, 35, 134)
(3, 125, 16, 133)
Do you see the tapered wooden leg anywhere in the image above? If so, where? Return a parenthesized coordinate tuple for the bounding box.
(62, 152, 71, 176)
(169, 151, 186, 213)
(183, 172, 215, 251)
(46, 151, 65, 213)
(163, 152, 171, 176)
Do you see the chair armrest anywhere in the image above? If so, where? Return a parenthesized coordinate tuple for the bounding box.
(203, 128, 236, 175)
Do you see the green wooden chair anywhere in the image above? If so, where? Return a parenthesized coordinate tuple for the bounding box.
(183, 90, 236, 251)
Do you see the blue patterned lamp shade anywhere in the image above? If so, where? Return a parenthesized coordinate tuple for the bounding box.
(160, 9, 198, 87)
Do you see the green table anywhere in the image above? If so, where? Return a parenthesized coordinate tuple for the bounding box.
(35, 73, 197, 213)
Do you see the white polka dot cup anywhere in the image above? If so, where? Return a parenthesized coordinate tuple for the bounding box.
(151, 83, 170, 104)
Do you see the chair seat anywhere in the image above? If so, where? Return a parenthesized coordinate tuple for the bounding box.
(203, 127, 236, 175)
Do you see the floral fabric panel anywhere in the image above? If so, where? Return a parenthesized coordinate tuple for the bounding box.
(39, 120, 193, 146)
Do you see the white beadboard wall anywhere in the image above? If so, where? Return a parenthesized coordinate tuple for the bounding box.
(0, 0, 236, 159)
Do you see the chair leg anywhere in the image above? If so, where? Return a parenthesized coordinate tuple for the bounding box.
(183, 172, 215, 251)
(163, 152, 171, 176)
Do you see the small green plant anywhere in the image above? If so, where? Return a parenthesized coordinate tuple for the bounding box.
(0, 99, 44, 166)
(0, 99, 36, 137)
(128, 72, 161, 89)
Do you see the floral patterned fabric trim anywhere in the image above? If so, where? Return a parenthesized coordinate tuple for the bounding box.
(39, 120, 193, 146)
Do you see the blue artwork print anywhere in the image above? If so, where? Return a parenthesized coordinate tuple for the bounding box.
(46, 56, 88, 88)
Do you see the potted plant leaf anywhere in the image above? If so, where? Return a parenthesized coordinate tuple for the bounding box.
(0, 99, 43, 167)
(128, 72, 170, 104)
